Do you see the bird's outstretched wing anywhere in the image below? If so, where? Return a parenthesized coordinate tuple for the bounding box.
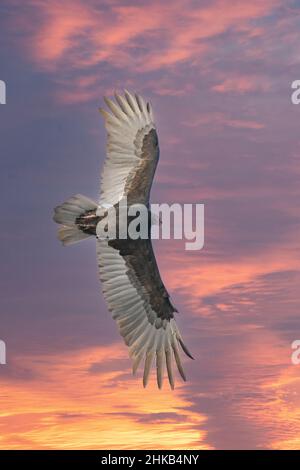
(97, 238, 193, 389)
(98, 90, 159, 207)
(97, 91, 193, 388)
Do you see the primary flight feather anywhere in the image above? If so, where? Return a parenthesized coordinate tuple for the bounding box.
(53, 91, 193, 389)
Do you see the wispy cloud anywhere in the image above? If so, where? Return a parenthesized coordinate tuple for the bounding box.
(212, 75, 271, 94)
(184, 112, 265, 130)
(25, 0, 280, 71)
(4, 0, 284, 103)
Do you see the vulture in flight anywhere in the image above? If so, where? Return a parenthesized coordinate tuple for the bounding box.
(53, 91, 193, 388)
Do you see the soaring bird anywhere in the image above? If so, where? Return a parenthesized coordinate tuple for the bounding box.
(53, 91, 193, 388)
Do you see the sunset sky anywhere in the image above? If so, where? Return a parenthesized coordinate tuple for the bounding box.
(1, 0, 300, 450)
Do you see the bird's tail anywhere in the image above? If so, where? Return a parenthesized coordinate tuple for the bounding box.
(53, 194, 98, 246)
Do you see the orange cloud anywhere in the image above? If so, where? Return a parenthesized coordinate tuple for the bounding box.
(156, 221, 300, 317)
(0, 345, 210, 449)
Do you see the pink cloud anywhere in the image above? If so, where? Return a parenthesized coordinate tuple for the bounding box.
(21, 0, 281, 73)
(184, 112, 265, 130)
(32, 1, 96, 64)
(225, 118, 265, 129)
(212, 75, 271, 94)
(5, 0, 282, 104)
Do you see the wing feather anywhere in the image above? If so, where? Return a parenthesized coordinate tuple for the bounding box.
(165, 338, 175, 390)
(114, 93, 135, 117)
(156, 329, 165, 389)
(99, 91, 155, 207)
(97, 239, 192, 388)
